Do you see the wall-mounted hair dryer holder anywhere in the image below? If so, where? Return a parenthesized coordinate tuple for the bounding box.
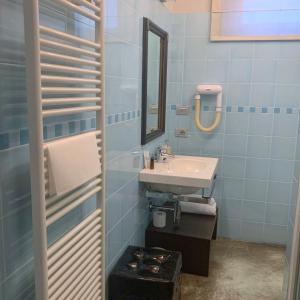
(194, 84, 223, 133)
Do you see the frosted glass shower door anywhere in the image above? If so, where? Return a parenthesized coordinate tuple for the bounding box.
(288, 176, 300, 300)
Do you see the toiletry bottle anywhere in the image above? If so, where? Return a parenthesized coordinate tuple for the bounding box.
(150, 157, 155, 169)
(166, 143, 172, 155)
(144, 151, 150, 169)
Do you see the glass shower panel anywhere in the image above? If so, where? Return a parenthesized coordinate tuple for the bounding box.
(0, 0, 34, 299)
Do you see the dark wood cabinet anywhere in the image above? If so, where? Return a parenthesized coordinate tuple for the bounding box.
(146, 211, 218, 277)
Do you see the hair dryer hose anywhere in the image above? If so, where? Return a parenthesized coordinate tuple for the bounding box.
(194, 98, 221, 133)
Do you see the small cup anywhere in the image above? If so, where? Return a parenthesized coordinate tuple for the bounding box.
(153, 210, 166, 228)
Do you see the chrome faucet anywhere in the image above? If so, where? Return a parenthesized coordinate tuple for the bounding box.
(155, 145, 174, 162)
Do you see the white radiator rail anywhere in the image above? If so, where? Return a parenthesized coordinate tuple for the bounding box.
(40, 25, 100, 48)
(40, 51, 100, 66)
(42, 97, 101, 105)
(41, 87, 101, 94)
(40, 39, 101, 58)
(47, 209, 101, 257)
(41, 75, 101, 84)
(71, 0, 101, 13)
(46, 178, 102, 212)
(23, 0, 105, 299)
(41, 63, 101, 75)
(52, 0, 100, 21)
(42, 106, 102, 117)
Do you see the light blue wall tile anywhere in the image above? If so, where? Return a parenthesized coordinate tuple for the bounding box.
(241, 222, 264, 243)
(2, 261, 34, 300)
(271, 137, 296, 160)
(266, 204, 289, 226)
(273, 114, 299, 137)
(106, 120, 140, 161)
(267, 182, 292, 204)
(105, 76, 139, 115)
(107, 223, 122, 266)
(276, 60, 300, 84)
(106, 190, 123, 233)
(105, 40, 124, 77)
(221, 198, 242, 219)
(201, 134, 224, 156)
(248, 114, 273, 136)
(205, 60, 228, 83)
(177, 135, 202, 156)
(184, 37, 207, 60)
(121, 179, 140, 216)
(168, 60, 184, 83)
(246, 136, 271, 158)
(219, 218, 241, 240)
(223, 157, 246, 178)
(206, 42, 231, 60)
(230, 43, 253, 59)
(229, 59, 252, 83)
(167, 83, 183, 105)
(242, 201, 266, 223)
(0, 147, 31, 216)
(224, 134, 247, 157)
(183, 60, 206, 83)
(244, 179, 268, 202)
(225, 113, 249, 135)
(245, 158, 270, 180)
(264, 224, 288, 245)
(3, 205, 33, 276)
(226, 84, 250, 106)
(280, 43, 300, 59)
(252, 59, 277, 83)
(106, 152, 140, 197)
(121, 208, 136, 245)
(269, 159, 294, 182)
(169, 37, 185, 60)
(222, 178, 245, 199)
(275, 85, 300, 108)
(182, 83, 199, 105)
(250, 84, 275, 107)
(185, 13, 210, 36)
(254, 43, 280, 59)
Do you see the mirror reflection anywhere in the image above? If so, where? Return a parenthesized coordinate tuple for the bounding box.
(146, 32, 161, 134)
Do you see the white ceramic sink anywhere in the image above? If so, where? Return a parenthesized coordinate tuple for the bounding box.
(139, 155, 219, 194)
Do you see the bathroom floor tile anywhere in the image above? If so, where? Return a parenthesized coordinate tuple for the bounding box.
(181, 238, 285, 300)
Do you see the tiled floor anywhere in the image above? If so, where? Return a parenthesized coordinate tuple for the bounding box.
(181, 238, 285, 300)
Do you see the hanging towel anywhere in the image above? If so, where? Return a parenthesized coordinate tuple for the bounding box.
(180, 198, 217, 216)
(47, 133, 101, 197)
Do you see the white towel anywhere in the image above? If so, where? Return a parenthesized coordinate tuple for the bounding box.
(47, 133, 101, 197)
(180, 198, 217, 216)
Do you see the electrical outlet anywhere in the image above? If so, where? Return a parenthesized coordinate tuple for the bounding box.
(176, 106, 190, 115)
(175, 128, 189, 138)
(148, 104, 158, 114)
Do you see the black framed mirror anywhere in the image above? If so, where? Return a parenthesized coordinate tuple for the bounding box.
(141, 18, 168, 145)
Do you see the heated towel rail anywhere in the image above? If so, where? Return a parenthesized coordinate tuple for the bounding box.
(23, 1, 105, 299)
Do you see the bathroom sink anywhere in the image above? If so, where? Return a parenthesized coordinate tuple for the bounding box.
(139, 155, 219, 194)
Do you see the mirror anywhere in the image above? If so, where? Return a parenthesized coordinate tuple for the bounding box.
(141, 18, 168, 145)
